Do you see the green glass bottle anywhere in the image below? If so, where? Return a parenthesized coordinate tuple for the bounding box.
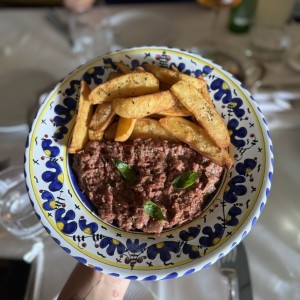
(228, 0, 258, 33)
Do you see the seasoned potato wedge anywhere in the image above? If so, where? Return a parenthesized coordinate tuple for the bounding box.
(89, 72, 160, 104)
(159, 116, 232, 168)
(130, 118, 179, 141)
(88, 129, 104, 141)
(107, 71, 123, 81)
(115, 118, 137, 142)
(105, 118, 178, 142)
(178, 73, 205, 88)
(89, 102, 115, 132)
(134, 66, 146, 72)
(197, 75, 214, 106)
(143, 63, 179, 86)
(159, 102, 191, 117)
(171, 80, 230, 149)
(178, 73, 213, 106)
(114, 61, 132, 74)
(88, 102, 115, 141)
(112, 91, 177, 119)
(68, 81, 93, 153)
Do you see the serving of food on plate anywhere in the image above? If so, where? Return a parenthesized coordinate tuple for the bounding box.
(69, 61, 232, 235)
(25, 46, 273, 280)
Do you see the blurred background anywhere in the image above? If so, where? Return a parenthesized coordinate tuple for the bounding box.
(0, 1, 300, 299)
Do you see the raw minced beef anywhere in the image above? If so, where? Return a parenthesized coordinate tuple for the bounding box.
(72, 138, 224, 234)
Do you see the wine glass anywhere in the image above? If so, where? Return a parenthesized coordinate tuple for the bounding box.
(63, 0, 112, 63)
(194, 0, 242, 50)
(0, 165, 47, 263)
(191, 0, 244, 80)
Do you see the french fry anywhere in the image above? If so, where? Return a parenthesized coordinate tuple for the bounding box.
(68, 81, 93, 153)
(170, 65, 179, 72)
(197, 75, 214, 106)
(88, 129, 104, 141)
(143, 63, 179, 86)
(115, 61, 132, 74)
(89, 72, 160, 104)
(107, 71, 123, 81)
(171, 80, 230, 149)
(115, 118, 137, 142)
(89, 103, 115, 132)
(178, 73, 205, 89)
(104, 118, 178, 142)
(112, 91, 177, 119)
(88, 102, 115, 141)
(134, 66, 146, 72)
(178, 73, 213, 106)
(130, 118, 179, 141)
(159, 116, 232, 168)
(159, 102, 191, 117)
(143, 64, 213, 105)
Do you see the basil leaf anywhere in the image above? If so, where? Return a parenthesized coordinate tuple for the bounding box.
(172, 171, 199, 189)
(143, 200, 166, 221)
(112, 159, 137, 181)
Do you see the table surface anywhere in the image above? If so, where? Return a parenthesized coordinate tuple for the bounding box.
(1, 2, 300, 300)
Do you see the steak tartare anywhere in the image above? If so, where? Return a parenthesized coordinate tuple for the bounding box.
(72, 138, 224, 234)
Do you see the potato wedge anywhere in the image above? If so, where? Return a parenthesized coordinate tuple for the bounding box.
(170, 64, 179, 72)
(115, 118, 137, 142)
(134, 66, 146, 72)
(115, 61, 132, 74)
(69, 81, 93, 153)
(88, 102, 115, 141)
(107, 71, 123, 81)
(178, 73, 205, 89)
(89, 102, 115, 132)
(171, 80, 230, 149)
(104, 118, 178, 142)
(178, 73, 213, 106)
(130, 118, 179, 141)
(197, 76, 214, 106)
(112, 90, 178, 119)
(143, 63, 179, 86)
(159, 116, 232, 168)
(89, 72, 160, 104)
(159, 102, 191, 117)
(88, 129, 104, 141)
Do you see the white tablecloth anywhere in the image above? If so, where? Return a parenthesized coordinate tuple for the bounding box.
(1, 3, 300, 300)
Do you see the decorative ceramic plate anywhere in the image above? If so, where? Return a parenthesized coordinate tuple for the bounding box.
(25, 46, 273, 280)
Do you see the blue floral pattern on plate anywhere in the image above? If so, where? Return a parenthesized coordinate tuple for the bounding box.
(24, 46, 273, 280)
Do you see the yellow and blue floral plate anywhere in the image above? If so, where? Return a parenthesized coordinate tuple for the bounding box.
(24, 46, 273, 280)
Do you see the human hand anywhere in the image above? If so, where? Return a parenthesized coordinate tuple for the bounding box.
(63, 0, 96, 13)
(58, 263, 130, 300)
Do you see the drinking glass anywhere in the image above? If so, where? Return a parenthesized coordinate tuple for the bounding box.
(0, 165, 45, 241)
(246, 0, 296, 61)
(191, 0, 244, 81)
(193, 0, 242, 53)
(64, 0, 112, 63)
